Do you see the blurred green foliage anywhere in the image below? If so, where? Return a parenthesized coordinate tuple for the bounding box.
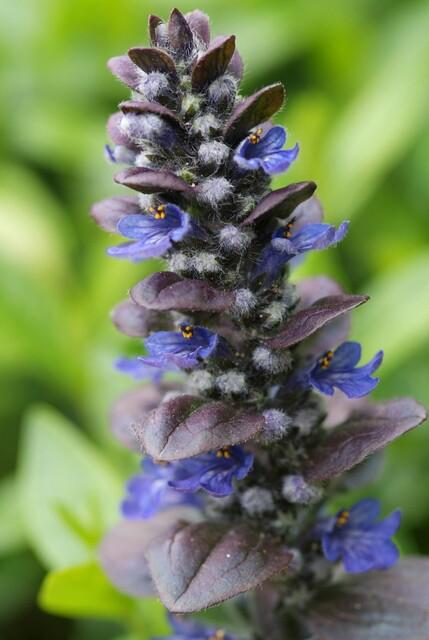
(0, 0, 428, 637)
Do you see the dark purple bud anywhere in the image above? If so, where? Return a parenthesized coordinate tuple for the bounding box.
(168, 8, 194, 55)
(90, 195, 140, 233)
(130, 272, 235, 312)
(107, 55, 141, 89)
(304, 557, 429, 639)
(111, 299, 171, 337)
(114, 167, 195, 198)
(127, 47, 178, 79)
(99, 508, 199, 597)
(138, 394, 265, 461)
(224, 83, 285, 145)
(264, 294, 369, 350)
(139, 72, 172, 105)
(208, 75, 237, 111)
(185, 9, 211, 45)
(241, 181, 317, 226)
(144, 521, 293, 612)
(304, 398, 427, 482)
(191, 35, 236, 91)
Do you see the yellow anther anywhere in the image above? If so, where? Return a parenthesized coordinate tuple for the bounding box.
(336, 510, 350, 527)
(181, 324, 194, 339)
(209, 632, 225, 640)
(283, 218, 295, 238)
(154, 204, 166, 220)
(319, 350, 334, 369)
(248, 127, 263, 144)
(216, 448, 232, 459)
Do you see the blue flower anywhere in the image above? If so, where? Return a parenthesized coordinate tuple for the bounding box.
(300, 341, 383, 398)
(254, 215, 349, 285)
(169, 445, 254, 497)
(153, 614, 237, 640)
(115, 357, 164, 381)
(121, 458, 200, 520)
(234, 125, 299, 175)
(108, 204, 203, 262)
(140, 324, 229, 370)
(121, 447, 253, 519)
(313, 499, 401, 573)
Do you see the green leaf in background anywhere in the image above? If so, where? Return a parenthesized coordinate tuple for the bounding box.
(39, 562, 133, 620)
(0, 476, 26, 555)
(18, 405, 123, 569)
(351, 253, 429, 375)
(322, 4, 429, 220)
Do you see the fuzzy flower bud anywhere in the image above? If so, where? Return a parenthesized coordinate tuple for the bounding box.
(293, 406, 322, 436)
(282, 475, 322, 504)
(120, 113, 176, 148)
(219, 225, 252, 253)
(197, 177, 233, 208)
(261, 409, 292, 443)
(168, 252, 191, 273)
(189, 370, 214, 393)
(198, 141, 230, 169)
(215, 370, 247, 396)
(208, 74, 237, 110)
(138, 71, 171, 102)
(252, 346, 292, 374)
(191, 252, 221, 274)
(240, 487, 275, 516)
(191, 113, 222, 139)
(231, 288, 257, 317)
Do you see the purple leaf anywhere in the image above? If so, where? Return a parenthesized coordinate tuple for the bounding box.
(90, 195, 140, 233)
(111, 299, 171, 337)
(241, 182, 317, 226)
(139, 394, 265, 461)
(192, 35, 236, 90)
(223, 83, 285, 145)
(185, 10, 211, 45)
(168, 8, 194, 53)
(99, 508, 200, 597)
(296, 276, 343, 309)
(107, 55, 140, 89)
(127, 47, 177, 78)
(264, 295, 369, 350)
(296, 277, 354, 355)
(304, 557, 429, 639)
(229, 49, 244, 82)
(119, 100, 184, 130)
(145, 521, 292, 612)
(305, 398, 427, 482)
(130, 272, 236, 312)
(110, 383, 181, 451)
(148, 14, 163, 46)
(114, 167, 195, 197)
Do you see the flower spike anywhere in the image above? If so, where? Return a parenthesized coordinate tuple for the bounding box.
(93, 7, 427, 635)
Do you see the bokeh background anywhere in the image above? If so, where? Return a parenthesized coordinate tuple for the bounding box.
(1, 0, 429, 637)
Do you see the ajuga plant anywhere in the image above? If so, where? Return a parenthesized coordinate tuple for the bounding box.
(93, 9, 428, 640)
